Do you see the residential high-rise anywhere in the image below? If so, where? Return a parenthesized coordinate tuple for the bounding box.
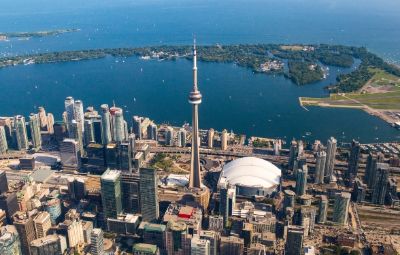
(220, 129, 228, 151)
(83, 119, 95, 145)
(165, 127, 174, 146)
(0, 193, 19, 223)
(60, 139, 80, 170)
(90, 228, 104, 255)
(101, 170, 122, 219)
(314, 151, 326, 184)
(46, 113, 54, 134)
(69, 120, 84, 156)
(283, 189, 296, 211)
(188, 41, 202, 189)
(0, 126, 8, 154)
(365, 153, 384, 189)
(347, 140, 361, 182)
(64, 96, 75, 132)
(33, 212, 51, 239)
(219, 184, 236, 227)
(288, 139, 298, 170)
(44, 198, 62, 225)
(324, 137, 337, 182)
(191, 235, 210, 255)
(0, 171, 8, 194)
(58, 219, 84, 248)
(100, 104, 112, 145)
(220, 236, 244, 255)
(29, 113, 42, 150)
(147, 123, 158, 141)
(110, 106, 125, 142)
(177, 128, 187, 147)
(30, 234, 67, 255)
(371, 163, 390, 205)
(37, 107, 48, 131)
(73, 100, 85, 133)
(333, 192, 351, 225)
(285, 226, 304, 255)
(295, 165, 308, 196)
(199, 230, 219, 255)
(14, 115, 28, 151)
(165, 221, 191, 255)
(13, 212, 36, 255)
(207, 128, 214, 148)
(133, 116, 143, 140)
(0, 225, 22, 255)
(139, 168, 159, 222)
(318, 195, 328, 224)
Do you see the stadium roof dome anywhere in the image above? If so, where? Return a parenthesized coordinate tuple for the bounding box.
(221, 157, 281, 189)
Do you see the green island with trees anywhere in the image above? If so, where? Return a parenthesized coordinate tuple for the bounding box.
(0, 28, 79, 39)
(0, 43, 399, 92)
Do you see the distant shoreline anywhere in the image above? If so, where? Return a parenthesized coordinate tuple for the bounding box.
(0, 28, 80, 40)
(0, 43, 399, 92)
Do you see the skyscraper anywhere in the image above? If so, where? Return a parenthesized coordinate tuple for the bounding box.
(191, 235, 210, 255)
(347, 140, 361, 182)
(73, 100, 85, 133)
(288, 139, 298, 170)
(165, 127, 174, 146)
(13, 115, 28, 151)
(147, 123, 158, 141)
(295, 165, 308, 196)
(90, 228, 104, 255)
(13, 212, 36, 255)
(33, 211, 51, 239)
(314, 151, 326, 184)
(64, 96, 75, 132)
(29, 113, 42, 150)
(165, 220, 191, 255)
(371, 163, 390, 205)
(318, 195, 328, 224)
(0, 126, 8, 154)
(30, 234, 67, 255)
(285, 226, 304, 255)
(333, 192, 351, 225)
(324, 137, 337, 182)
(133, 116, 143, 140)
(188, 40, 202, 189)
(139, 168, 159, 222)
(220, 236, 244, 255)
(110, 106, 125, 142)
(60, 139, 80, 170)
(0, 225, 22, 255)
(100, 104, 112, 145)
(177, 128, 187, 147)
(121, 173, 140, 214)
(0, 171, 8, 194)
(101, 170, 122, 219)
(207, 128, 214, 148)
(220, 129, 228, 151)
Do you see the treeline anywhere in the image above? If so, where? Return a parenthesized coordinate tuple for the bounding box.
(287, 61, 324, 85)
(0, 44, 399, 92)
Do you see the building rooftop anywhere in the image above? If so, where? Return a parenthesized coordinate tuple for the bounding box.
(132, 243, 158, 254)
(101, 169, 121, 182)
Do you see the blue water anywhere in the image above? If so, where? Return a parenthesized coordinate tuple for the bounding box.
(0, 0, 399, 143)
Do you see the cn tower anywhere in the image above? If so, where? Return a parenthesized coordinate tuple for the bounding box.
(189, 39, 202, 189)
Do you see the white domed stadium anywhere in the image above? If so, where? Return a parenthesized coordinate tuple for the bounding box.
(218, 157, 281, 197)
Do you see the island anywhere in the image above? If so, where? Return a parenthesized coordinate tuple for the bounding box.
(0, 28, 80, 40)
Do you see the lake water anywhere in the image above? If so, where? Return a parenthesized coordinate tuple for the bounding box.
(0, 0, 399, 143)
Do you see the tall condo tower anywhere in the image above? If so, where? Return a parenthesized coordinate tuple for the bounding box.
(189, 40, 202, 189)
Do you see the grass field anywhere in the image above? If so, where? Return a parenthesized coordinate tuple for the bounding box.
(300, 68, 400, 110)
(367, 68, 400, 88)
(280, 45, 304, 51)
